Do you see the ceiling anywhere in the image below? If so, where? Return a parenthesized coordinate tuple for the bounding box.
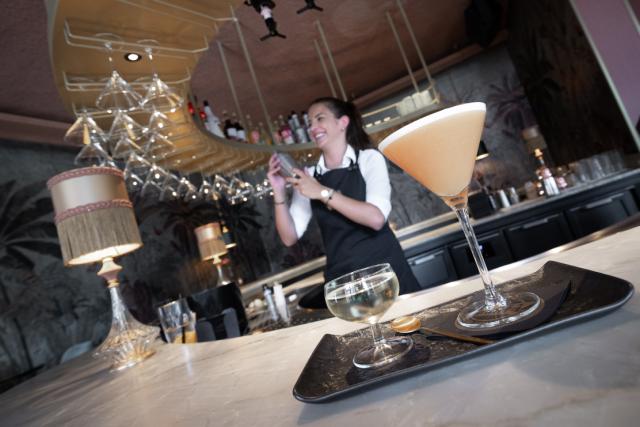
(0, 0, 504, 127)
(191, 0, 478, 122)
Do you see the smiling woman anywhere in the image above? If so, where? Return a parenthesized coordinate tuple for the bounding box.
(267, 97, 421, 308)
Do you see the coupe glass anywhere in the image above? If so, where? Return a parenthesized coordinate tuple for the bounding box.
(379, 103, 542, 329)
(325, 264, 413, 369)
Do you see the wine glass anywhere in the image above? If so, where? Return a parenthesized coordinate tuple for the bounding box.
(379, 102, 542, 329)
(324, 264, 413, 369)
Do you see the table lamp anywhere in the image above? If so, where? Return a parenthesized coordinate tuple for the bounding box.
(195, 222, 232, 286)
(47, 166, 158, 371)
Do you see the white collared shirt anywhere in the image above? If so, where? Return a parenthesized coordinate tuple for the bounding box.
(289, 145, 392, 238)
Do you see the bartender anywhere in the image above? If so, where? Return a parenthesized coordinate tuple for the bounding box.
(267, 97, 420, 307)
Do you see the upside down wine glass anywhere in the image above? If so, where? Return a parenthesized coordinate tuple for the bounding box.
(325, 264, 413, 369)
(379, 103, 542, 329)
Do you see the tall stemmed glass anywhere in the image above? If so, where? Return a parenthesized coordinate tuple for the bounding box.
(66, 113, 114, 167)
(108, 111, 144, 159)
(95, 39, 143, 113)
(379, 103, 542, 329)
(325, 264, 413, 369)
(140, 45, 183, 112)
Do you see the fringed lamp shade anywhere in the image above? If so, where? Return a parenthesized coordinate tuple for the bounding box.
(47, 166, 156, 372)
(47, 167, 142, 266)
(194, 222, 227, 261)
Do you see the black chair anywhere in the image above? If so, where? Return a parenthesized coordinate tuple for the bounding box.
(187, 283, 248, 341)
(195, 308, 241, 341)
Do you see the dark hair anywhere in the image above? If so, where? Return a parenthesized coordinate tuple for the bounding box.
(308, 97, 372, 150)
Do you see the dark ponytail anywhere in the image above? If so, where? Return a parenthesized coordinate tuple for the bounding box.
(309, 97, 372, 151)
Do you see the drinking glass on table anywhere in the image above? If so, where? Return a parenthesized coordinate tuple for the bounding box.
(379, 103, 543, 329)
(324, 264, 413, 369)
(157, 299, 197, 344)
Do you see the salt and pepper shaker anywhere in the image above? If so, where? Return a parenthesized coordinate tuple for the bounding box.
(272, 282, 290, 323)
(497, 189, 510, 209)
(262, 284, 279, 321)
(507, 187, 520, 205)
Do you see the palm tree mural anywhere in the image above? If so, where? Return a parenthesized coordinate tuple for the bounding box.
(122, 192, 222, 316)
(0, 180, 61, 377)
(217, 197, 267, 281)
(486, 72, 536, 138)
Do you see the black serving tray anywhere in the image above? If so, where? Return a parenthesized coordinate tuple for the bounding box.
(293, 261, 634, 403)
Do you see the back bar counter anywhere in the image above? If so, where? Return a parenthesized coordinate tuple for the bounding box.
(0, 224, 638, 425)
(242, 169, 640, 301)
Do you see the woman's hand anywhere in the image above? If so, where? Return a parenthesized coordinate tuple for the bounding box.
(286, 168, 326, 200)
(267, 153, 287, 194)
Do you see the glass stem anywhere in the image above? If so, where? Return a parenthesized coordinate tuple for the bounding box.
(454, 207, 506, 309)
(369, 322, 386, 347)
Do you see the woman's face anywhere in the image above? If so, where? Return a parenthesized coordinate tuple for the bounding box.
(308, 103, 349, 150)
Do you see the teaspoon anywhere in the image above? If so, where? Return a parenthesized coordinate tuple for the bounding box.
(390, 316, 494, 345)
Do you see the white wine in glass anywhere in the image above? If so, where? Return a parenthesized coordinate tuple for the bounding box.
(325, 264, 413, 369)
(379, 102, 542, 329)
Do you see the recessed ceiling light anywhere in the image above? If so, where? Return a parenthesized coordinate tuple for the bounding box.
(124, 52, 142, 62)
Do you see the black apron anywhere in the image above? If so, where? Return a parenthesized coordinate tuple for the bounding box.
(300, 150, 420, 309)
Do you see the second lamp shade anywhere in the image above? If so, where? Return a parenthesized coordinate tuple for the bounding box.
(195, 222, 227, 261)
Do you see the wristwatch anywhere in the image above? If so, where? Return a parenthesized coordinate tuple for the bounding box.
(320, 188, 335, 205)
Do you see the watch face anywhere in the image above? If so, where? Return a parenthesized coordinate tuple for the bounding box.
(320, 189, 329, 198)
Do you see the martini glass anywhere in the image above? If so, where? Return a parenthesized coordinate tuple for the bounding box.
(95, 40, 142, 113)
(140, 45, 184, 112)
(379, 103, 542, 329)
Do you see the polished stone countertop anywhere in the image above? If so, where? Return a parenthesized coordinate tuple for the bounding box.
(1, 226, 639, 426)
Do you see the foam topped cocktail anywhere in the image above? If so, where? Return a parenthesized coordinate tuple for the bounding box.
(379, 103, 542, 329)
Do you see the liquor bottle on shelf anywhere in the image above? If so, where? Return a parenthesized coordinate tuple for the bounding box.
(258, 122, 272, 145)
(231, 112, 245, 141)
(246, 115, 260, 144)
(222, 111, 237, 140)
(278, 114, 295, 145)
(302, 111, 313, 142)
(272, 121, 283, 145)
(534, 148, 559, 196)
(291, 110, 309, 144)
(291, 110, 302, 129)
(203, 100, 224, 138)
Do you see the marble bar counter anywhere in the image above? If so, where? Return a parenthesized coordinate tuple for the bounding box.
(1, 226, 639, 426)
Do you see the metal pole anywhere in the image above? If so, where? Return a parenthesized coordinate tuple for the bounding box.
(316, 20, 347, 101)
(231, 6, 273, 136)
(217, 41, 247, 134)
(386, 11, 420, 94)
(314, 39, 337, 98)
(396, 0, 435, 90)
